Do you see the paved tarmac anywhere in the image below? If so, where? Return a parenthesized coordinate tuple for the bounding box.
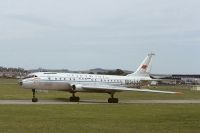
(0, 100, 200, 104)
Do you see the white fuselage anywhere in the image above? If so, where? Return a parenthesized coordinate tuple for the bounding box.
(22, 72, 151, 92)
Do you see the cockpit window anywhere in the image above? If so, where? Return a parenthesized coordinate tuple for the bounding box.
(23, 75, 38, 79)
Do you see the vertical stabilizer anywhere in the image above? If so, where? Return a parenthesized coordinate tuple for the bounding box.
(128, 53, 155, 77)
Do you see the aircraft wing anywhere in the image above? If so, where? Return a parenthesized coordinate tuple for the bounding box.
(80, 85, 182, 94)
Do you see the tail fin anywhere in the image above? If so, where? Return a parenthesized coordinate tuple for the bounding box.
(128, 53, 155, 77)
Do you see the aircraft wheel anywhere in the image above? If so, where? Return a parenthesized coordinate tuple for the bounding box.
(113, 98, 119, 103)
(70, 96, 80, 102)
(32, 98, 38, 102)
(108, 98, 114, 103)
(75, 97, 80, 102)
(108, 98, 112, 103)
(69, 96, 74, 102)
(108, 98, 118, 103)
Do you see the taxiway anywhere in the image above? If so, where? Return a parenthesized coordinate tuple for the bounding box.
(0, 100, 200, 104)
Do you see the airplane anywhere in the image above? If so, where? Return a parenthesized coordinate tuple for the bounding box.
(20, 53, 181, 103)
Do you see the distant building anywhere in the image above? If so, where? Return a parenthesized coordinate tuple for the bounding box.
(151, 74, 200, 85)
(172, 75, 200, 85)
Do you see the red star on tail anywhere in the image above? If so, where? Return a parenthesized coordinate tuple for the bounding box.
(141, 65, 148, 69)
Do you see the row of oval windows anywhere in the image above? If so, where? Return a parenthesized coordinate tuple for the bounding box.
(47, 77, 140, 83)
(48, 77, 125, 82)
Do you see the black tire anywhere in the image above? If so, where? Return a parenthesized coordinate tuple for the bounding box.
(69, 97, 75, 102)
(113, 98, 119, 103)
(108, 98, 113, 103)
(108, 98, 118, 103)
(70, 97, 80, 102)
(75, 97, 80, 102)
(32, 98, 38, 102)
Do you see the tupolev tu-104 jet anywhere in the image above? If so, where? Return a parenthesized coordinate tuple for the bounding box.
(20, 53, 181, 103)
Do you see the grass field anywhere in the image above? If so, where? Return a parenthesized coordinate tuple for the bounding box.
(1, 78, 200, 133)
(0, 104, 200, 133)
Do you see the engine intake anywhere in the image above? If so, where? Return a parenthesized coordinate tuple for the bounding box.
(71, 84, 83, 91)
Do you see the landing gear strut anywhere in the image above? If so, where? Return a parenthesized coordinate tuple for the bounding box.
(32, 89, 38, 102)
(69, 93, 80, 102)
(108, 93, 118, 103)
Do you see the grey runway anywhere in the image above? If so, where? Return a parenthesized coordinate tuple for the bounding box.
(0, 100, 200, 104)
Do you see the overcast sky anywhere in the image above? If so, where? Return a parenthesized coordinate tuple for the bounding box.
(0, 0, 200, 74)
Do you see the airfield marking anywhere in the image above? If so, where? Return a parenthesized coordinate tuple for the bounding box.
(0, 100, 200, 104)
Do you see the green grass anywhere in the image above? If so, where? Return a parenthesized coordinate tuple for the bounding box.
(0, 104, 200, 133)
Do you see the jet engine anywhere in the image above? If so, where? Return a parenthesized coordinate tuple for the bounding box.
(71, 84, 83, 92)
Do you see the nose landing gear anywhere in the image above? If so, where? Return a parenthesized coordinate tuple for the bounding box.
(32, 89, 38, 102)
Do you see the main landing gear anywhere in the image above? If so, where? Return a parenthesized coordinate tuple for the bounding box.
(108, 93, 119, 103)
(32, 89, 38, 102)
(69, 92, 80, 102)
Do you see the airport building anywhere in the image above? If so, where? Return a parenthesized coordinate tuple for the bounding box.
(172, 74, 200, 85)
(151, 74, 200, 85)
